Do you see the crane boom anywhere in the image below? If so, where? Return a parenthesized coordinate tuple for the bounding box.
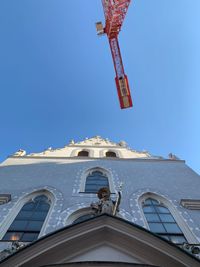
(102, 0, 131, 39)
(96, 0, 133, 109)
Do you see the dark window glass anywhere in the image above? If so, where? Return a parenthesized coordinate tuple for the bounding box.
(164, 223, 182, 234)
(151, 199, 159, 205)
(22, 202, 35, 211)
(34, 195, 48, 202)
(149, 223, 166, 233)
(16, 211, 33, 220)
(85, 171, 109, 193)
(159, 214, 175, 223)
(2, 195, 50, 242)
(145, 213, 160, 222)
(90, 172, 107, 177)
(78, 151, 89, 157)
(142, 198, 186, 244)
(156, 206, 170, 214)
(37, 203, 51, 211)
(26, 221, 44, 231)
(31, 211, 48, 220)
(21, 233, 39, 242)
(86, 180, 107, 186)
(9, 220, 28, 231)
(3, 232, 23, 241)
(105, 151, 117, 157)
(143, 199, 153, 205)
(143, 206, 156, 213)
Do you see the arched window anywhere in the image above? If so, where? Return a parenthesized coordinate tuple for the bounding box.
(2, 195, 50, 242)
(106, 151, 117, 158)
(77, 150, 89, 157)
(85, 171, 109, 193)
(142, 198, 186, 244)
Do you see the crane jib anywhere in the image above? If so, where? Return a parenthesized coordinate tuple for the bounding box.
(98, 0, 133, 109)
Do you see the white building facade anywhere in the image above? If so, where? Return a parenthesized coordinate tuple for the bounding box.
(0, 136, 200, 267)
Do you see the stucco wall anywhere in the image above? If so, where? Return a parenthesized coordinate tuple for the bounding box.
(0, 156, 200, 250)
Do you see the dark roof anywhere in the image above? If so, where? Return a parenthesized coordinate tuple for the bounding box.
(0, 214, 200, 265)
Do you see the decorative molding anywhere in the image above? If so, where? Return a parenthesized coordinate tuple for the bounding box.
(13, 149, 26, 156)
(0, 194, 11, 205)
(8, 155, 185, 163)
(72, 136, 118, 147)
(180, 199, 200, 210)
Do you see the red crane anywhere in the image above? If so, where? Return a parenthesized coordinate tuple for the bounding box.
(96, 0, 133, 109)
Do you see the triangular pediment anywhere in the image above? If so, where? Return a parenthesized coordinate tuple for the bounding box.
(1, 215, 199, 267)
(68, 244, 143, 264)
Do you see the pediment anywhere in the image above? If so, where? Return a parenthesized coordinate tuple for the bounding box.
(11, 136, 153, 159)
(67, 244, 142, 264)
(72, 136, 119, 147)
(1, 215, 199, 267)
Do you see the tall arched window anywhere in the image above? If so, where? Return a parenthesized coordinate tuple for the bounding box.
(77, 150, 89, 157)
(106, 151, 117, 158)
(85, 171, 109, 193)
(2, 195, 50, 242)
(142, 198, 186, 244)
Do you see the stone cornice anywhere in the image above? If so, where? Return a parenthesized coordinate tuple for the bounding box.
(0, 194, 11, 205)
(7, 155, 185, 163)
(180, 199, 200, 210)
(68, 144, 126, 149)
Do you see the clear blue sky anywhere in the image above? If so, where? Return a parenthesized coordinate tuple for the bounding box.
(0, 0, 200, 174)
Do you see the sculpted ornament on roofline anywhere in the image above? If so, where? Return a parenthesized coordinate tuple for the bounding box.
(13, 149, 26, 156)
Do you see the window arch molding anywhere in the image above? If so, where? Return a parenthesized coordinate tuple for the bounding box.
(65, 204, 125, 226)
(70, 149, 94, 158)
(79, 167, 115, 194)
(99, 149, 121, 158)
(65, 207, 95, 225)
(0, 189, 55, 241)
(139, 192, 198, 244)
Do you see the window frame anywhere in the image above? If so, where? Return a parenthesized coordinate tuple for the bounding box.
(2, 195, 51, 242)
(142, 198, 186, 243)
(139, 193, 198, 244)
(79, 167, 115, 194)
(105, 151, 117, 158)
(66, 207, 96, 225)
(0, 190, 54, 242)
(84, 170, 109, 193)
(99, 149, 121, 158)
(77, 150, 90, 157)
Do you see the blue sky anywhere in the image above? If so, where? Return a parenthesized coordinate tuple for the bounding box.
(0, 0, 200, 174)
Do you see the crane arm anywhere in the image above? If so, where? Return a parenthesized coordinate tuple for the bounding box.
(102, 0, 131, 38)
(109, 37, 132, 108)
(97, 0, 133, 109)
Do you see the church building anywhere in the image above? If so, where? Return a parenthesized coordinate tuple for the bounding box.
(0, 136, 200, 267)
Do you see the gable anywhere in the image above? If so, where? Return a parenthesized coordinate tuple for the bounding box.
(67, 244, 143, 264)
(7, 136, 152, 159)
(0, 215, 199, 267)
